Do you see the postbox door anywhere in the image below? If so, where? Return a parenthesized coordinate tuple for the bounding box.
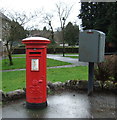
(26, 49, 46, 103)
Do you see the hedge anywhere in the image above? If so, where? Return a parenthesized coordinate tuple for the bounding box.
(12, 48, 79, 54)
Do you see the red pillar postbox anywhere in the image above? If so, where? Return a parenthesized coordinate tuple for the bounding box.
(22, 37, 51, 109)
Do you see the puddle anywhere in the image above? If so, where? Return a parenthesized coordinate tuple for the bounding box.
(2, 91, 116, 118)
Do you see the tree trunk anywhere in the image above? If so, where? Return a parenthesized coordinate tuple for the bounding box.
(8, 53, 13, 65)
(62, 29, 65, 57)
(101, 81, 104, 90)
(5, 43, 13, 65)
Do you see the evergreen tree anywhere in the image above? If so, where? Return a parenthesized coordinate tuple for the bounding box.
(79, 2, 110, 33)
(43, 26, 47, 31)
(64, 22, 79, 46)
(106, 2, 117, 46)
(79, 2, 117, 48)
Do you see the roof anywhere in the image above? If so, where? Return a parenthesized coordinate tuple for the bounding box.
(0, 12, 10, 21)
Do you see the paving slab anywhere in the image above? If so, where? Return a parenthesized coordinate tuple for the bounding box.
(2, 91, 116, 119)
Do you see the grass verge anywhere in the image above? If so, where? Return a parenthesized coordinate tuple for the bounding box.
(65, 56, 79, 59)
(2, 66, 88, 92)
(12, 54, 79, 57)
(2, 58, 26, 70)
(12, 54, 26, 57)
(47, 66, 88, 83)
(2, 58, 71, 70)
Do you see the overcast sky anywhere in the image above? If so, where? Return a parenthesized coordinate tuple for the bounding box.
(0, 0, 81, 30)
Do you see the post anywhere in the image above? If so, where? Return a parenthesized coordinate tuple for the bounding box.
(88, 62, 94, 96)
(62, 28, 65, 57)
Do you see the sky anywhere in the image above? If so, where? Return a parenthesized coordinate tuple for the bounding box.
(0, 0, 82, 30)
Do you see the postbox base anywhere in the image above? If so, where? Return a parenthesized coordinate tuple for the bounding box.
(26, 101, 47, 109)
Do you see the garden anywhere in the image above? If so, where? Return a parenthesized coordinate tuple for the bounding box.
(1, 54, 117, 94)
(2, 54, 88, 92)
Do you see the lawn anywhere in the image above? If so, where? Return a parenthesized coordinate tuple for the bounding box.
(65, 56, 79, 59)
(47, 66, 88, 82)
(2, 58, 71, 70)
(12, 54, 26, 57)
(0, 72, 2, 90)
(57, 53, 79, 55)
(2, 58, 26, 70)
(12, 54, 79, 57)
(2, 66, 88, 92)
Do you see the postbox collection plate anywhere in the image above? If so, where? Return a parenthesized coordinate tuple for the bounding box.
(31, 59, 39, 71)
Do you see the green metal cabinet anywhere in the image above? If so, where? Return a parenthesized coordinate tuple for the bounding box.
(79, 30, 105, 62)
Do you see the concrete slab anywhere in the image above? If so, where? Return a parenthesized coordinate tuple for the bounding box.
(2, 91, 116, 119)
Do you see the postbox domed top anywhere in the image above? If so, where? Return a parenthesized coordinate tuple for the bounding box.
(22, 37, 51, 45)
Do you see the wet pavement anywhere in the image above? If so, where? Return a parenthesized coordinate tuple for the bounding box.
(0, 104, 1, 120)
(2, 91, 117, 119)
(47, 54, 88, 66)
(2, 65, 81, 72)
(2, 68, 26, 72)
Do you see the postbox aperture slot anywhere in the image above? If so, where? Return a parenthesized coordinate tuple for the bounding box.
(30, 52, 41, 54)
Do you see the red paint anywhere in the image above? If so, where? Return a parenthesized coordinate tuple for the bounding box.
(87, 32, 94, 34)
(22, 37, 50, 104)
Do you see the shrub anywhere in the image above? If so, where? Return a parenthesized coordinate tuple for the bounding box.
(111, 55, 117, 84)
(94, 55, 117, 89)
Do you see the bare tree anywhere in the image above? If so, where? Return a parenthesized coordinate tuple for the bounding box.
(6, 10, 41, 27)
(43, 13, 57, 53)
(56, 2, 73, 56)
(2, 14, 27, 65)
(1, 10, 40, 65)
(43, 13, 54, 42)
(1, 12, 13, 65)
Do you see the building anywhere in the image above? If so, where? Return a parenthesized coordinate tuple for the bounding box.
(0, 12, 10, 56)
